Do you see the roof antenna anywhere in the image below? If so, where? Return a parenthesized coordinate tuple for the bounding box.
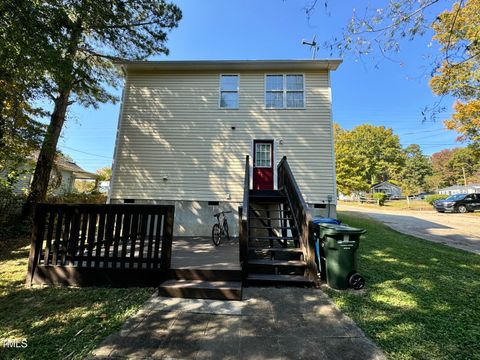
(301, 35, 318, 59)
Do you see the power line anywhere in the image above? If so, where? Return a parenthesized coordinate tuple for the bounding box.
(58, 145, 112, 159)
(397, 128, 447, 136)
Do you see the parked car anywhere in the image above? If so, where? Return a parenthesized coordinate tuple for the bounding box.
(433, 193, 480, 213)
(414, 192, 434, 200)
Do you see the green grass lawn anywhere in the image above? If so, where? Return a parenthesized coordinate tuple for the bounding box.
(325, 212, 480, 360)
(0, 237, 153, 359)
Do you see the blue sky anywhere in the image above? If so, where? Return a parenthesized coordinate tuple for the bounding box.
(59, 0, 460, 172)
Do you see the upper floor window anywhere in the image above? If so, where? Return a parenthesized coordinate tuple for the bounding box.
(265, 74, 304, 109)
(219, 75, 239, 109)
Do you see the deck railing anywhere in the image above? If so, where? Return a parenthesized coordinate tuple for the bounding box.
(239, 155, 249, 277)
(26, 203, 174, 287)
(277, 156, 318, 282)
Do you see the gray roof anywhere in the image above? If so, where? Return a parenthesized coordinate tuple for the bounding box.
(30, 151, 97, 179)
(370, 181, 401, 189)
(119, 59, 343, 72)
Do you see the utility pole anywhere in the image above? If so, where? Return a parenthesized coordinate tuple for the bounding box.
(462, 166, 467, 186)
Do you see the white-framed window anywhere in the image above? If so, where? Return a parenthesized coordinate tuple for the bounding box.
(219, 74, 239, 109)
(265, 74, 304, 109)
(255, 143, 272, 168)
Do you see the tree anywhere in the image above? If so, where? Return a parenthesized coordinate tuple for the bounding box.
(305, 1, 480, 146)
(334, 124, 370, 194)
(430, 0, 480, 148)
(400, 144, 433, 195)
(96, 167, 112, 181)
(12, 0, 182, 216)
(430, 146, 480, 186)
(0, 1, 50, 188)
(334, 124, 405, 194)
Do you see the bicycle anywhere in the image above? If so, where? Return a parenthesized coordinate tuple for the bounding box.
(212, 210, 231, 246)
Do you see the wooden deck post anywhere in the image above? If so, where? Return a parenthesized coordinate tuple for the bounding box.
(160, 205, 175, 270)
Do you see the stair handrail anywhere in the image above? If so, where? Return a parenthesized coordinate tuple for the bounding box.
(242, 155, 249, 222)
(277, 156, 318, 283)
(239, 155, 250, 277)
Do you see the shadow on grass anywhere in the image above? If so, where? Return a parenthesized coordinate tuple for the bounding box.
(0, 237, 153, 360)
(327, 212, 480, 360)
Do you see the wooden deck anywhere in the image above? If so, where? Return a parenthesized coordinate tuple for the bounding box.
(171, 236, 240, 270)
(159, 237, 242, 300)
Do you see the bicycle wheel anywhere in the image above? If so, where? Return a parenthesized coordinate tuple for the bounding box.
(212, 223, 221, 246)
(224, 220, 230, 241)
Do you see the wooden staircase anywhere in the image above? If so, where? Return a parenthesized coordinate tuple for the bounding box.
(244, 189, 313, 287)
(239, 156, 317, 288)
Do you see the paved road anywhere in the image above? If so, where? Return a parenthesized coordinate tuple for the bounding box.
(338, 205, 480, 254)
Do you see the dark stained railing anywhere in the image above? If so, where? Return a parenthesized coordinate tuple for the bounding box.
(239, 155, 249, 278)
(277, 156, 318, 282)
(26, 203, 174, 287)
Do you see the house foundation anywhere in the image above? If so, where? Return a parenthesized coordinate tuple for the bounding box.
(111, 199, 240, 237)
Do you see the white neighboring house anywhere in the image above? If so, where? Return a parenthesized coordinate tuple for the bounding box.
(438, 184, 480, 196)
(11, 153, 98, 196)
(109, 59, 342, 236)
(370, 181, 402, 198)
(98, 181, 111, 194)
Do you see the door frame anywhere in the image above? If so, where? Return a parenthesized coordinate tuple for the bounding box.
(250, 139, 277, 190)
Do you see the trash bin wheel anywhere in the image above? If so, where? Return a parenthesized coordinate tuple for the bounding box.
(348, 273, 365, 290)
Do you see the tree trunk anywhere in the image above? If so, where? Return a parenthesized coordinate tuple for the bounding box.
(23, 89, 71, 218)
(22, 19, 82, 218)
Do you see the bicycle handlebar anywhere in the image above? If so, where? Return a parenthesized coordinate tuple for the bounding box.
(213, 210, 232, 217)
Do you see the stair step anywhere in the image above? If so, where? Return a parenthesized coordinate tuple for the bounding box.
(249, 236, 297, 241)
(169, 269, 242, 282)
(249, 197, 287, 203)
(249, 247, 304, 253)
(249, 217, 293, 221)
(158, 280, 242, 301)
(249, 226, 294, 230)
(249, 189, 284, 197)
(248, 259, 307, 267)
(246, 274, 313, 286)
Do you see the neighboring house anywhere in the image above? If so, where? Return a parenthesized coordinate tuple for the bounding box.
(438, 184, 480, 196)
(12, 153, 98, 196)
(98, 180, 110, 194)
(109, 59, 341, 236)
(370, 181, 402, 198)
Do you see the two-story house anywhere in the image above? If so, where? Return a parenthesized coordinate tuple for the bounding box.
(109, 60, 341, 236)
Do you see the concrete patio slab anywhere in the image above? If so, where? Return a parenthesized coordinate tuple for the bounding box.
(89, 287, 385, 360)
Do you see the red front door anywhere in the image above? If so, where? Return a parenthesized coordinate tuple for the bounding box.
(253, 140, 274, 190)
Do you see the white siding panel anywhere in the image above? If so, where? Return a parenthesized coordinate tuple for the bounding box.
(110, 70, 336, 204)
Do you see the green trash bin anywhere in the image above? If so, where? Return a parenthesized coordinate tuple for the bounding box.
(317, 223, 366, 290)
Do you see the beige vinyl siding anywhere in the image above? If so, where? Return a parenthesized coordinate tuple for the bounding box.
(110, 69, 335, 204)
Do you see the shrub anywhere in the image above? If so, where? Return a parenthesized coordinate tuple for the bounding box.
(425, 194, 449, 205)
(0, 184, 28, 240)
(373, 192, 388, 206)
(47, 192, 107, 204)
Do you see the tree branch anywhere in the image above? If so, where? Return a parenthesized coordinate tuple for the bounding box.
(444, 0, 464, 65)
(77, 47, 127, 62)
(353, 0, 441, 36)
(90, 20, 159, 30)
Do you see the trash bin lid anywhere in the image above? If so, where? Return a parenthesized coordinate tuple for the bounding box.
(312, 217, 341, 225)
(318, 223, 366, 235)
